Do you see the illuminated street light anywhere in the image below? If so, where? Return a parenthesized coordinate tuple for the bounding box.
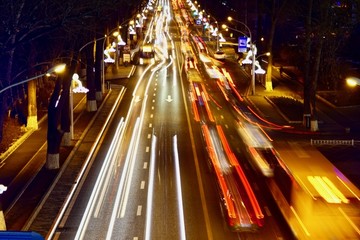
(0, 63, 66, 95)
(226, 17, 256, 95)
(0, 184, 7, 230)
(223, 19, 256, 95)
(207, 15, 224, 59)
(346, 77, 360, 87)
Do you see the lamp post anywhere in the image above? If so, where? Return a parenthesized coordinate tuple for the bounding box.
(207, 15, 225, 59)
(225, 17, 256, 95)
(79, 35, 108, 100)
(346, 77, 360, 87)
(8, 62, 66, 129)
(69, 73, 89, 139)
(0, 184, 7, 230)
(0, 63, 65, 130)
(0, 63, 66, 95)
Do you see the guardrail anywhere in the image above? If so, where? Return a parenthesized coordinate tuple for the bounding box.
(310, 139, 355, 146)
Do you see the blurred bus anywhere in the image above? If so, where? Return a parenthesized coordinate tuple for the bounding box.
(268, 142, 360, 239)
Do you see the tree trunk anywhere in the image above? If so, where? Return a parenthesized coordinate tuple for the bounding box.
(311, 40, 322, 132)
(303, 0, 313, 129)
(46, 78, 63, 170)
(27, 45, 38, 130)
(27, 80, 38, 129)
(61, 58, 77, 146)
(86, 42, 97, 112)
(95, 38, 105, 101)
(265, 14, 276, 91)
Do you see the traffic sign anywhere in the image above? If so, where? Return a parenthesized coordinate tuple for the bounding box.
(238, 36, 247, 53)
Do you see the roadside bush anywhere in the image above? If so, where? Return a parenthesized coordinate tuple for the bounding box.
(268, 96, 303, 121)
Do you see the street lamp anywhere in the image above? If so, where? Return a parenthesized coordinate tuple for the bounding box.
(223, 18, 256, 95)
(346, 77, 360, 87)
(0, 184, 7, 230)
(206, 15, 225, 59)
(0, 63, 66, 95)
(0, 63, 65, 129)
(69, 73, 89, 139)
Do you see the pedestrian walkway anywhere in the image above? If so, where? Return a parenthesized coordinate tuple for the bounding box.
(203, 34, 360, 135)
(26, 85, 124, 237)
(105, 64, 136, 80)
(1, 64, 135, 232)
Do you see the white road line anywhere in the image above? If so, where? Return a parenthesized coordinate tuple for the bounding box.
(147, 134, 151, 139)
(173, 135, 186, 240)
(146, 146, 150, 152)
(143, 162, 148, 169)
(140, 181, 146, 189)
(149, 123, 152, 128)
(137, 205, 142, 216)
(264, 206, 272, 216)
(144, 135, 157, 240)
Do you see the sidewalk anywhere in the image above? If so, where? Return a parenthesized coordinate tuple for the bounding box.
(203, 34, 360, 135)
(248, 65, 360, 135)
(1, 64, 135, 232)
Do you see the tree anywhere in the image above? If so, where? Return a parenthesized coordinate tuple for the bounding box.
(0, 0, 140, 168)
(259, 0, 298, 91)
(301, 0, 359, 131)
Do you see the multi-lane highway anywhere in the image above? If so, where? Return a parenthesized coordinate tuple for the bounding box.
(9, 0, 356, 240)
(49, 1, 299, 239)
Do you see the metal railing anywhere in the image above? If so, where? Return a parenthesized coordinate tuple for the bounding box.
(310, 139, 355, 146)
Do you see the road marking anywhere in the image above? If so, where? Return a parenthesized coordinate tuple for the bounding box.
(137, 205, 142, 216)
(140, 181, 146, 189)
(147, 134, 151, 139)
(178, 53, 213, 240)
(150, 114, 153, 118)
(143, 162, 148, 169)
(221, 115, 224, 119)
(153, 93, 156, 96)
(149, 123, 152, 128)
(133, 237, 138, 240)
(264, 206, 272, 216)
(151, 106, 154, 110)
(146, 146, 149, 152)
(152, 99, 155, 103)
(165, 95, 173, 102)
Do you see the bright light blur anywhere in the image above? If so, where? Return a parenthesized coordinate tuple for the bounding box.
(346, 77, 360, 87)
(53, 63, 66, 73)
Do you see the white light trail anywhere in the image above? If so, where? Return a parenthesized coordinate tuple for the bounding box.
(173, 135, 186, 240)
(144, 135, 157, 240)
(74, 117, 125, 240)
(105, 117, 140, 240)
(119, 109, 146, 218)
(47, 87, 125, 240)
